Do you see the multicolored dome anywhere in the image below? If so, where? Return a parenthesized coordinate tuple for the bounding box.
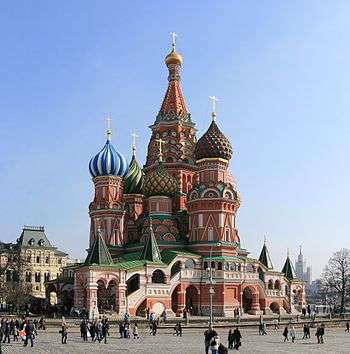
(89, 138, 128, 178)
(142, 161, 178, 197)
(195, 120, 233, 161)
(123, 154, 144, 194)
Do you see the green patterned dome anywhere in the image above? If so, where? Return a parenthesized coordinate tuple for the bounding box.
(195, 120, 233, 161)
(143, 161, 178, 197)
(123, 155, 144, 194)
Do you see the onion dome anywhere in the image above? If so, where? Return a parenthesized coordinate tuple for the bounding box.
(195, 120, 233, 161)
(123, 154, 144, 194)
(89, 129, 128, 178)
(165, 48, 183, 66)
(143, 161, 178, 197)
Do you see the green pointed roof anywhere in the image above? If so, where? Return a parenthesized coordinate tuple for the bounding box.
(259, 242, 273, 269)
(140, 220, 162, 262)
(84, 233, 113, 266)
(282, 256, 296, 280)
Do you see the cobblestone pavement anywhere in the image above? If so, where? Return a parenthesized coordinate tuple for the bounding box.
(1, 327, 350, 353)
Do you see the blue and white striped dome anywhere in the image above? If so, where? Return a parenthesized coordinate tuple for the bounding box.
(89, 138, 128, 178)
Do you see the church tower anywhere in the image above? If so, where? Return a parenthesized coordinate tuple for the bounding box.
(144, 34, 197, 210)
(88, 122, 128, 247)
(187, 101, 241, 256)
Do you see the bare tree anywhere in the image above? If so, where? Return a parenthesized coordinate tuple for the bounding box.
(321, 248, 350, 315)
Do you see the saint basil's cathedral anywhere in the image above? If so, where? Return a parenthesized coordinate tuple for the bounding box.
(73, 39, 305, 318)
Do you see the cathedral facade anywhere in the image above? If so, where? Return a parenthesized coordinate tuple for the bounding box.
(73, 41, 305, 317)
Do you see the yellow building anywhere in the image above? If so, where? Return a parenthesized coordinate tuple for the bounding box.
(0, 226, 68, 298)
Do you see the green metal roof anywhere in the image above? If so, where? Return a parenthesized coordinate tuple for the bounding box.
(281, 256, 296, 280)
(140, 221, 162, 262)
(258, 243, 273, 269)
(161, 249, 200, 264)
(84, 234, 113, 266)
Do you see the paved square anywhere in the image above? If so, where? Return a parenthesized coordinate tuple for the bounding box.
(2, 326, 350, 353)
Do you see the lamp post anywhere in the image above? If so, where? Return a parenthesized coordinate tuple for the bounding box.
(206, 242, 221, 327)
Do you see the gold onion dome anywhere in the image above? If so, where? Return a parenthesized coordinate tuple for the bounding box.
(143, 161, 178, 197)
(165, 48, 183, 66)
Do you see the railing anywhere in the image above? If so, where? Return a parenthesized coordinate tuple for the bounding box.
(145, 283, 170, 297)
(127, 287, 145, 307)
(265, 289, 284, 297)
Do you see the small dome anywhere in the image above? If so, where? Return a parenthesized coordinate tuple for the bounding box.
(143, 161, 178, 197)
(123, 155, 144, 194)
(89, 140, 128, 178)
(165, 49, 183, 66)
(195, 120, 233, 161)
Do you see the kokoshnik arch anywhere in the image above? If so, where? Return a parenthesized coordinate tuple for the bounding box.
(73, 37, 305, 318)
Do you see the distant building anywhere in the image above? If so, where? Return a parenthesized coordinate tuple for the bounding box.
(0, 226, 68, 298)
(295, 246, 312, 287)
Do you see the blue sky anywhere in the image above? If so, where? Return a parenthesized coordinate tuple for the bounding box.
(1, 1, 349, 277)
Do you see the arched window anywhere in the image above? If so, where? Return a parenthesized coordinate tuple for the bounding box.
(171, 261, 182, 277)
(225, 227, 231, 242)
(36, 256, 40, 263)
(274, 280, 281, 290)
(208, 227, 214, 241)
(217, 262, 223, 270)
(268, 279, 274, 289)
(127, 274, 140, 295)
(184, 259, 195, 269)
(203, 261, 208, 270)
(151, 270, 166, 284)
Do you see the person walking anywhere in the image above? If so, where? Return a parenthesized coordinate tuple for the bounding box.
(232, 327, 242, 350)
(227, 329, 234, 349)
(290, 326, 296, 343)
(345, 321, 350, 333)
(204, 325, 217, 354)
(61, 320, 68, 344)
(132, 323, 139, 339)
(24, 320, 34, 347)
(174, 322, 182, 337)
(145, 307, 150, 320)
(151, 321, 158, 336)
(273, 319, 279, 330)
(2, 320, 10, 344)
(209, 333, 220, 354)
(102, 319, 109, 344)
(302, 324, 308, 339)
(13, 324, 19, 342)
(282, 325, 289, 342)
(262, 322, 267, 335)
(80, 320, 88, 342)
(319, 324, 325, 344)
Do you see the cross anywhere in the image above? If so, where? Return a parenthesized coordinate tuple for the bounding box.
(264, 235, 267, 244)
(209, 96, 219, 121)
(131, 132, 138, 156)
(170, 32, 177, 48)
(155, 138, 165, 161)
(106, 115, 112, 140)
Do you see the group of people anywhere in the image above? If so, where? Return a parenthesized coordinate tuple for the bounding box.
(204, 325, 241, 353)
(282, 323, 326, 344)
(78, 317, 110, 343)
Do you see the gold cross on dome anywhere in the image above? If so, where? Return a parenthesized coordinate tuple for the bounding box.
(155, 138, 165, 161)
(170, 32, 177, 48)
(106, 115, 112, 140)
(131, 132, 138, 156)
(209, 96, 219, 121)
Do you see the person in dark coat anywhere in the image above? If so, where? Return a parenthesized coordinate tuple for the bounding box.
(2, 320, 10, 343)
(119, 322, 124, 338)
(232, 327, 242, 350)
(345, 321, 349, 333)
(80, 320, 88, 342)
(228, 329, 234, 349)
(24, 321, 34, 347)
(319, 324, 325, 344)
(282, 325, 289, 342)
(204, 325, 217, 354)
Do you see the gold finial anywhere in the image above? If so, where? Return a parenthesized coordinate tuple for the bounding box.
(209, 96, 219, 121)
(131, 132, 138, 157)
(106, 115, 112, 141)
(165, 32, 183, 66)
(155, 137, 165, 162)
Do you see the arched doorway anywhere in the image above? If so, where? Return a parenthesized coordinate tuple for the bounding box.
(171, 284, 181, 314)
(270, 302, 280, 314)
(106, 280, 118, 311)
(152, 270, 166, 284)
(97, 280, 108, 311)
(242, 287, 253, 313)
(127, 274, 140, 295)
(185, 285, 198, 315)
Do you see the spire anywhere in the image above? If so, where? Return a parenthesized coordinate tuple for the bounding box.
(299, 244, 302, 256)
(258, 238, 273, 269)
(84, 230, 113, 265)
(282, 253, 296, 280)
(155, 34, 191, 124)
(140, 218, 162, 262)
